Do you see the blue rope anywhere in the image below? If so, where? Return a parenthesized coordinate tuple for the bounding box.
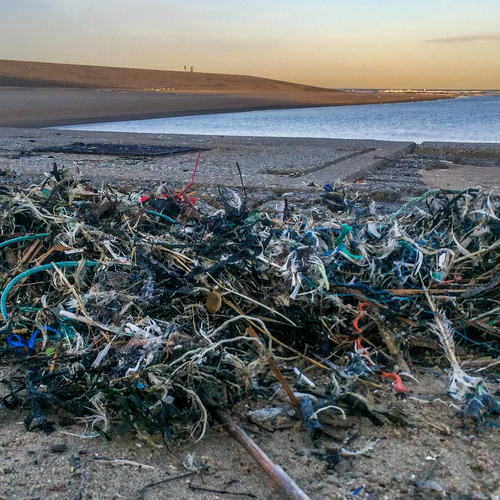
(7, 325, 62, 354)
(1, 261, 99, 320)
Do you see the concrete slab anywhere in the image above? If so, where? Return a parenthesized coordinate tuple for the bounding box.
(416, 142, 500, 191)
(0, 127, 415, 192)
(416, 142, 500, 159)
(2, 127, 499, 197)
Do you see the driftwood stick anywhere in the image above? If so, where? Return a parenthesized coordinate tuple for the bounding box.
(247, 326, 300, 408)
(374, 316, 410, 373)
(208, 404, 311, 500)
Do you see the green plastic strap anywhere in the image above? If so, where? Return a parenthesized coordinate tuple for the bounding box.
(146, 210, 177, 224)
(383, 188, 463, 223)
(0, 233, 49, 250)
(1, 261, 99, 320)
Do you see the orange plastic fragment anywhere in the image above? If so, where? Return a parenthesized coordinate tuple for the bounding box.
(353, 302, 369, 334)
(380, 371, 408, 394)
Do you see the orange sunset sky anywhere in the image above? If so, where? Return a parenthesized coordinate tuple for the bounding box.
(0, 0, 499, 89)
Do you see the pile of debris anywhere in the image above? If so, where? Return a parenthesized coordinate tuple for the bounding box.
(1, 164, 499, 495)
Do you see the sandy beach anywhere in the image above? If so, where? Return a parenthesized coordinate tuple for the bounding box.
(0, 59, 454, 128)
(0, 87, 456, 128)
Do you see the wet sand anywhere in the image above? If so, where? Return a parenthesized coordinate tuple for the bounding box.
(0, 87, 453, 128)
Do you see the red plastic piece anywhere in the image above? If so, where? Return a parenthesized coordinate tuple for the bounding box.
(380, 371, 408, 394)
(353, 302, 368, 334)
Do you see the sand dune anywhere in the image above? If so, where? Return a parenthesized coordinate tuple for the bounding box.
(0, 59, 333, 92)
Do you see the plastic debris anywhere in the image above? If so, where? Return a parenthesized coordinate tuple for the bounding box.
(1, 169, 499, 454)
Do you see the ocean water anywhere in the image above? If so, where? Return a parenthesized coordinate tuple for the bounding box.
(58, 95, 500, 144)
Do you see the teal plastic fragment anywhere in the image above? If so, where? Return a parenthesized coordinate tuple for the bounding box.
(334, 224, 363, 261)
(146, 210, 177, 224)
(335, 223, 352, 246)
(340, 248, 363, 262)
(431, 271, 443, 281)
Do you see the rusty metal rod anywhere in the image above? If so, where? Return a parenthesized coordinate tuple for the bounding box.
(209, 405, 311, 500)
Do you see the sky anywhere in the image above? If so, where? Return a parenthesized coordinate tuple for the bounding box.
(0, 0, 499, 89)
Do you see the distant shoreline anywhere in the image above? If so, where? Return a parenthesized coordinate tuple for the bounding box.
(0, 87, 455, 128)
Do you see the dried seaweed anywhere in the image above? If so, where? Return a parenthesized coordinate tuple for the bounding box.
(1, 170, 500, 447)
